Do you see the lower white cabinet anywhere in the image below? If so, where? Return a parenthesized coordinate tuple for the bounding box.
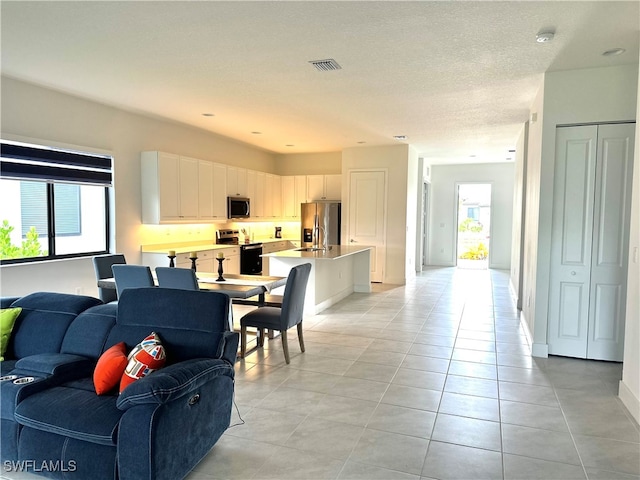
(176, 250, 214, 272)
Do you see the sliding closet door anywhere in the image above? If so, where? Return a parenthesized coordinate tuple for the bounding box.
(548, 125, 597, 358)
(587, 123, 635, 361)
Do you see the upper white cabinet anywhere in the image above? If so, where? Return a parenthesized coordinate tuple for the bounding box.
(142, 151, 199, 223)
(266, 174, 281, 218)
(282, 175, 307, 219)
(306, 174, 342, 201)
(142, 152, 227, 224)
(227, 166, 248, 197)
(198, 161, 227, 220)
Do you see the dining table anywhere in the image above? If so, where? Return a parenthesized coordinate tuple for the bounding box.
(97, 271, 287, 307)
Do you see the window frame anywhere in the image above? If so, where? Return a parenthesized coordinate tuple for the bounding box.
(0, 139, 112, 265)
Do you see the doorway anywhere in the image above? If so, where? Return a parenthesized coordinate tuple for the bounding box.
(456, 183, 492, 269)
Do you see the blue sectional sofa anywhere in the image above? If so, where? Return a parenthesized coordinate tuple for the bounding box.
(1, 288, 238, 480)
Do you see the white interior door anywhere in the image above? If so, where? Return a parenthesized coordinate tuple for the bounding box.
(587, 123, 635, 361)
(548, 123, 634, 361)
(349, 170, 386, 282)
(548, 126, 598, 358)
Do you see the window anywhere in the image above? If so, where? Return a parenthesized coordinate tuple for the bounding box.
(0, 140, 112, 263)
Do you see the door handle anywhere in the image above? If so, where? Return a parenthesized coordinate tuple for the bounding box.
(571, 271, 576, 276)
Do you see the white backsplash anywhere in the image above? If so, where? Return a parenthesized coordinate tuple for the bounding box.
(139, 221, 300, 247)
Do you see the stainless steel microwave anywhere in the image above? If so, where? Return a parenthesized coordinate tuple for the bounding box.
(227, 197, 250, 219)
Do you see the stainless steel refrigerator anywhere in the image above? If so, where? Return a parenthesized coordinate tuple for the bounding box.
(301, 202, 341, 248)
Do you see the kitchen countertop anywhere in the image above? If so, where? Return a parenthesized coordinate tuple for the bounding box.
(262, 245, 371, 260)
(141, 238, 299, 255)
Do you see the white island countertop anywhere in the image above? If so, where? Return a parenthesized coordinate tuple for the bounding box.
(263, 245, 371, 260)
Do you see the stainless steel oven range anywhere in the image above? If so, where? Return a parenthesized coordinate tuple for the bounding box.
(216, 229, 263, 275)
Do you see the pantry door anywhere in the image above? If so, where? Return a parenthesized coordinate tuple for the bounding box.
(348, 170, 386, 282)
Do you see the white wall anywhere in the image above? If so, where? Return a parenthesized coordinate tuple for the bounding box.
(428, 162, 515, 270)
(528, 64, 638, 356)
(0, 77, 276, 297)
(510, 122, 529, 308)
(405, 146, 419, 277)
(619, 59, 640, 424)
(274, 152, 342, 175)
(521, 83, 545, 349)
(342, 144, 410, 284)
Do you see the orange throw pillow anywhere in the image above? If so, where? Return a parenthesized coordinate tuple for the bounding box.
(93, 342, 128, 395)
(119, 332, 166, 393)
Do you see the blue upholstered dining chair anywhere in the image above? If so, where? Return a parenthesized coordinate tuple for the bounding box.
(92, 254, 126, 302)
(239, 263, 312, 364)
(155, 267, 200, 291)
(111, 264, 154, 298)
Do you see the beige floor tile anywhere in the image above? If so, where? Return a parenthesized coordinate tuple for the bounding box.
(422, 441, 503, 480)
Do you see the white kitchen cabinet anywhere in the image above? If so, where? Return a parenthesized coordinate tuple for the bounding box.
(211, 163, 227, 218)
(269, 174, 282, 218)
(307, 174, 341, 201)
(199, 160, 228, 220)
(227, 166, 248, 197)
(219, 246, 240, 275)
(261, 240, 291, 275)
(176, 250, 214, 273)
(247, 170, 265, 218)
(282, 175, 307, 219)
(141, 151, 199, 223)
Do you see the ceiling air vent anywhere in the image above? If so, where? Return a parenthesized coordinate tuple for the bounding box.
(309, 59, 342, 72)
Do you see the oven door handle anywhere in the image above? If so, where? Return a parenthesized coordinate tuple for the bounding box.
(242, 244, 263, 251)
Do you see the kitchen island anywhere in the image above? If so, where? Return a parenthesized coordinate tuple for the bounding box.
(263, 245, 372, 315)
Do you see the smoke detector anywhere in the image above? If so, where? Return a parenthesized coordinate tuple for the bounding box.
(536, 31, 555, 43)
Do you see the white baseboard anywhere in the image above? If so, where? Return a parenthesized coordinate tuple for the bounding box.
(531, 343, 549, 358)
(312, 287, 353, 315)
(619, 380, 640, 424)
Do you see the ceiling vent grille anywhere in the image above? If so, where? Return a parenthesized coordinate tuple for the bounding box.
(309, 59, 342, 72)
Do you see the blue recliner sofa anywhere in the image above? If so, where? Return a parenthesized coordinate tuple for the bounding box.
(1, 288, 238, 480)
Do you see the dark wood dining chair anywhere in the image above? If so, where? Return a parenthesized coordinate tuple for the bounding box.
(239, 263, 312, 364)
(92, 254, 126, 302)
(155, 267, 199, 290)
(111, 265, 154, 298)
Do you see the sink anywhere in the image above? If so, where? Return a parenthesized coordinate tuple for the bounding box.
(294, 247, 325, 252)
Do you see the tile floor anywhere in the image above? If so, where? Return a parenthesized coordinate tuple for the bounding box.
(192, 267, 639, 480)
(2, 268, 638, 480)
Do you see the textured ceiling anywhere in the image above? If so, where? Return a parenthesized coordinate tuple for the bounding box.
(1, 1, 638, 164)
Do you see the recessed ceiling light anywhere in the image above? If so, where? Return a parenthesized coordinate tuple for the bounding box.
(536, 31, 555, 43)
(603, 48, 626, 57)
(202, 113, 215, 117)
(393, 135, 407, 141)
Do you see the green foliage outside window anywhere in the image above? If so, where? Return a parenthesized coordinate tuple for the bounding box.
(0, 220, 47, 260)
